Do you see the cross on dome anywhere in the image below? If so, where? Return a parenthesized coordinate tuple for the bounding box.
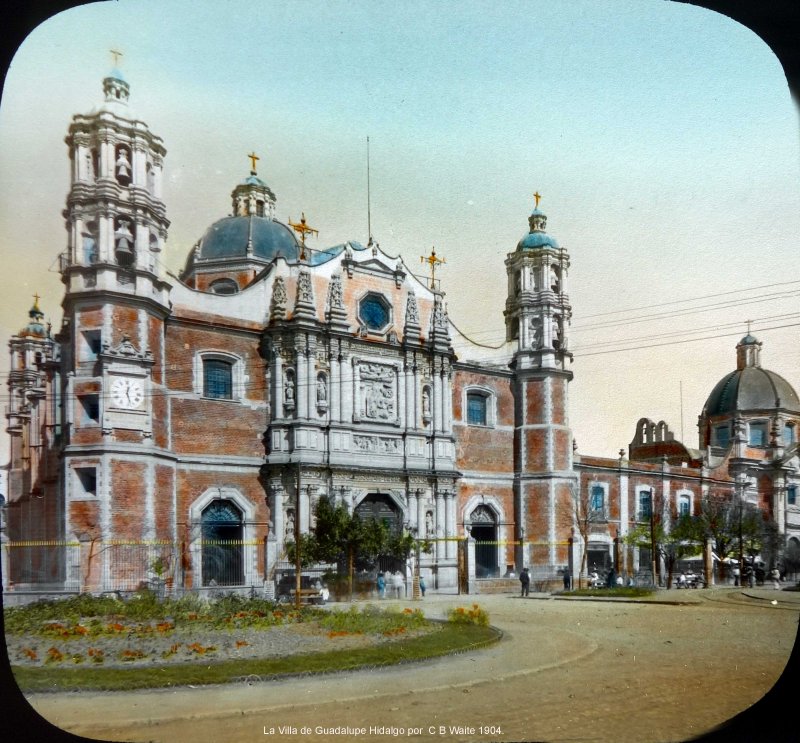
(248, 151, 260, 175)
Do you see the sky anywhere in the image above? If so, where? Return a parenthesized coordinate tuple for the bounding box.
(0, 0, 798, 459)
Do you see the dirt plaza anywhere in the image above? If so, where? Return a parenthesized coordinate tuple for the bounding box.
(16, 588, 800, 743)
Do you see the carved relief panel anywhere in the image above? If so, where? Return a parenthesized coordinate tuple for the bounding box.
(356, 360, 398, 423)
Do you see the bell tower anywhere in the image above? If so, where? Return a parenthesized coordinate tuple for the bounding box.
(505, 194, 576, 572)
(57, 60, 174, 549)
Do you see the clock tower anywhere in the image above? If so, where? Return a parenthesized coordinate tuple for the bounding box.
(58, 63, 173, 550)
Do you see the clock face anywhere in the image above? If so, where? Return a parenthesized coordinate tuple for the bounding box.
(110, 377, 144, 410)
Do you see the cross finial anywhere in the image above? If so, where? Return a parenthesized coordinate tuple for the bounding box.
(110, 49, 123, 67)
(289, 212, 319, 259)
(746, 319, 752, 335)
(533, 191, 542, 209)
(248, 151, 260, 174)
(420, 247, 446, 289)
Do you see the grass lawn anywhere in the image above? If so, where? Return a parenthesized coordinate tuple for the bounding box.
(13, 622, 500, 692)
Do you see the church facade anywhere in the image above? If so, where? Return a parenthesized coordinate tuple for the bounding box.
(4, 70, 800, 595)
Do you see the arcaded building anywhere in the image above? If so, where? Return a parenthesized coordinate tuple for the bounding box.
(4, 69, 800, 595)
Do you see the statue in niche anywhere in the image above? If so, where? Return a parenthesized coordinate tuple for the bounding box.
(146, 163, 155, 192)
(115, 148, 131, 179)
(317, 375, 327, 405)
(285, 509, 295, 540)
(82, 229, 97, 264)
(425, 511, 434, 537)
(528, 318, 541, 349)
(284, 374, 295, 407)
(422, 387, 432, 419)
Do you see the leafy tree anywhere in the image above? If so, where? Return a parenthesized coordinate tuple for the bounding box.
(624, 514, 703, 588)
(307, 497, 390, 599)
(698, 494, 770, 570)
(570, 482, 603, 589)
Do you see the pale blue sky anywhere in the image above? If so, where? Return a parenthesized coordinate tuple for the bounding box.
(1, 0, 798, 457)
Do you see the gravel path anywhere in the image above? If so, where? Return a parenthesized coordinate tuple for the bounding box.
(19, 589, 800, 743)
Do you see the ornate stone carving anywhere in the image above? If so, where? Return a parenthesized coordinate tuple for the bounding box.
(353, 435, 401, 454)
(327, 272, 344, 310)
(284, 371, 296, 409)
(358, 361, 396, 421)
(405, 291, 420, 326)
(316, 373, 328, 409)
(296, 270, 314, 305)
(270, 277, 288, 320)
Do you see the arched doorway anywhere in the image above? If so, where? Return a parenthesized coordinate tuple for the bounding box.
(354, 493, 404, 574)
(201, 500, 244, 586)
(470, 505, 499, 578)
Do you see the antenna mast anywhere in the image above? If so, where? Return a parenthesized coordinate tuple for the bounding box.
(367, 136, 372, 245)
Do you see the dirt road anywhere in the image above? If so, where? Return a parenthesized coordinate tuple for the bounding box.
(21, 589, 800, 743)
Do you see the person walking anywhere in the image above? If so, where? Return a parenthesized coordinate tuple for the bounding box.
(520, 567, 530, 597)
(562, 567, 571, 591)
(770, 567, 781, 590)
(419, 575, 426, 597)
(376, 572, 385, 599)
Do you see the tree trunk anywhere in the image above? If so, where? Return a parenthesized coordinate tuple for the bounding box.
(348, 547, 354, 602)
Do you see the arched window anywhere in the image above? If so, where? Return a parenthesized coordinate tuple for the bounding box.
(678, 495, 691, 517)
(203, 359, 233, 399)
(209, 278, 239, 295)
(590, 485, 605, 515)
(201, 500, 243, 586)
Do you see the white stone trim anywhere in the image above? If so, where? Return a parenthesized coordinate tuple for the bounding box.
(193, 350, 246, 401)
(462, 384, 497, 427)
(187, 487, 258, 587)
(462, 494, 507, 573)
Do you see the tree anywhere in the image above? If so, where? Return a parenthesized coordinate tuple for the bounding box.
(624, 514, 703, 588)
(571, 482, 603, 589)
(306, 497, 389, 600)
(698, 494, 771, 573)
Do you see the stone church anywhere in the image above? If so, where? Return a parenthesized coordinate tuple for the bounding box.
(4, 68, 800, 595)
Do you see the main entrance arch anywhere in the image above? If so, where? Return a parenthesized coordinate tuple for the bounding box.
(354, 493, 404, 574)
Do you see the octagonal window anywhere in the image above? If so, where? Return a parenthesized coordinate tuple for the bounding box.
(358, 292, 391, 331)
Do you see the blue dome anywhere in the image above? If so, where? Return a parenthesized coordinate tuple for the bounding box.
(197, 216, 299, 262)
(518, 232, 559, 250)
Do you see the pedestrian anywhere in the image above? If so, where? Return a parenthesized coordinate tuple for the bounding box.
(770, 568, 781, 590)
(419, 575, 426, 597)
(733, 565, 740, 587)
(562, 567, 571, 591)
(606, 567, 616, 589)
(393, 570, 405, 598)
(376, 572, 385, 599)
(677, 572, 687, 589)
(520, 567, 530, 597)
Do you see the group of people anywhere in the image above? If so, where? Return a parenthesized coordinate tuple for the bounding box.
(376, 570, 426, 599)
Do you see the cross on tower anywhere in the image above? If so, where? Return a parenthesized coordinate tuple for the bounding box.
(421, 247, 445, 289)
(110, 49, 123, 67)
(746, 319, 753, 335)
(248, 151, 260, 174)
(533, 191, 542, 209)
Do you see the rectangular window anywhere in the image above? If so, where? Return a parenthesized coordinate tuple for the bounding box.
(785, 424, 796, 445)
(590, 485, 604, 513)
(715, 425, 730, 447)
(749, 422, 768, 446)
(75, 467, 97, 496)
(80, 330, 101, 361)
(639, 491, 652, 520)
(788, 486, 797, 506)
(466, 393, 487, 426)
(78, 394, 99, 423)
(204, 359, 233, 399)
(678, 497, 690, 516)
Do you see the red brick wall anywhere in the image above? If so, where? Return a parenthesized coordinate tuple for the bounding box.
(111, 460, 147, 538)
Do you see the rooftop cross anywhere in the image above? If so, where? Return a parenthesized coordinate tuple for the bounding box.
(421, 247, 445, 289)
(289, 212, 319, 260)
(746, 319, 753, 335)
(533, 191, 542, 209)
(110, 49, 123, 67)
(248, 151, 260, 175)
